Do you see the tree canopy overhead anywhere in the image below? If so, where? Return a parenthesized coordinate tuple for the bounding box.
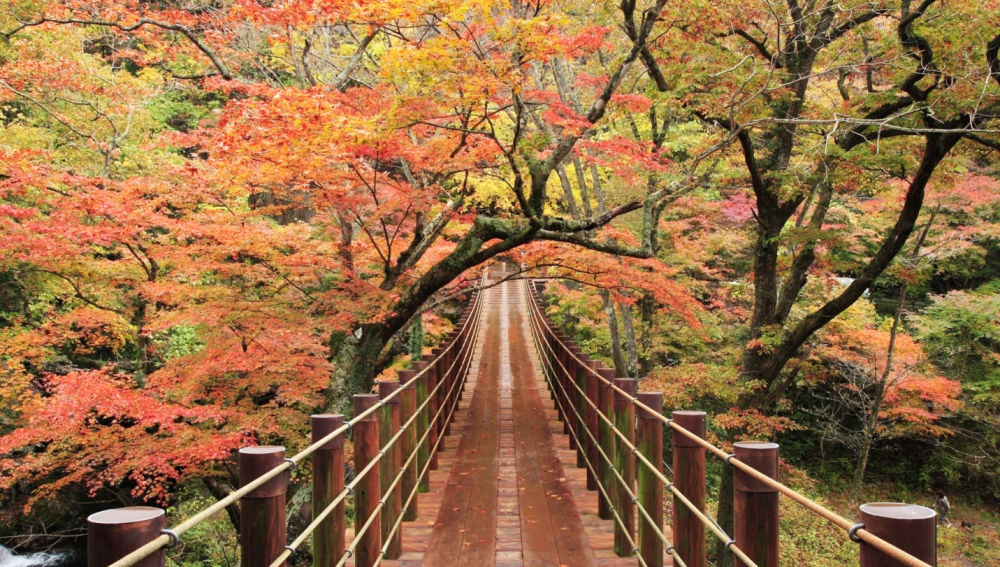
(1, 0, 998, 552)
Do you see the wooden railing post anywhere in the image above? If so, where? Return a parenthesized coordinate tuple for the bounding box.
(353, 394, 382, 567)
(858, 503, 936, 567)
(672, 410, 706, 567)
(636, 392, 664, 567)
(571, 348, 587, 467)
(733, 441, 779, 567)
(565, 345, 582, 444)
(420, 354, 440, 469)
(596, 367, 615, 520)
(584, 359, 600, 491)
(87, 507, 165, 567)
(311, 414, 345, 567)
(238, 446, 288, 567)
(547, 330, 559, 405)
(412, 361, 431, 491)
(553, 332, 567, 418)
(613, 378, 637, 557)
(378, 382, 402, 559)
(431, 348, 449, 448)
(397, 370, 419, 519)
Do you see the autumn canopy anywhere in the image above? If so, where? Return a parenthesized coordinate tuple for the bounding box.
(1, 0, 998, 553)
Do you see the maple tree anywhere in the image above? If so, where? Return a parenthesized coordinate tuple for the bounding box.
(1, 0, 999, 556)
(0, 0, 691, 539)
(805, 320, 962, 493)
(637, 0, 1000, 408)
(608, 0, 1000, 550)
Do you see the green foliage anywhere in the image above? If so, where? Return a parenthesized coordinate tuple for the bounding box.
(154, 325, 205, 361)
(164, 487, 239, 567)
(146, 90, 222, 133)
(913, 290, 1000, 403)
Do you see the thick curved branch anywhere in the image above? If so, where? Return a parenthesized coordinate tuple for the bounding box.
(540, 201, 643, 233)
(534, 230, 650, 258)
(621, 0, 670, 90)
(765, 132, 962, 380)
(4, 16, 233, 80)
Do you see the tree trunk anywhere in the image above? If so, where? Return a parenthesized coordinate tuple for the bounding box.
(601, 290, 628, 377)
(854, 433, 874, 498)
(619, 301, 639, 378)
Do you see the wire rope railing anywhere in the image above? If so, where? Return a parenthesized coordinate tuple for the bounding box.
(525, 292, 750, 567)
(522, 277, 939, 567)
(88, 276, 487, 567)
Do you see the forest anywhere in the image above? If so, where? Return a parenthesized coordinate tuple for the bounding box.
(0, 0, 998, 565)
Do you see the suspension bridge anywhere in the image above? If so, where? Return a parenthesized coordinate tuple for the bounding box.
(85, 269, 939, 567)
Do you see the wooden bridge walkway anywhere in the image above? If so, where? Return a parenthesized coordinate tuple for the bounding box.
(363, 277, 667, 566)
(89, 270, 938, 567)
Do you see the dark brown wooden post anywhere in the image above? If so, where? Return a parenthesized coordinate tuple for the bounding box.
(733, 441, 779, 567)
(412, 361, 431, 491)
(585, 359, 600, 491)
(565, 346, 582, 447)
(858, 503, 936, 567)
(431, 348, 449, 449)
(597, 367, 616, 520)
(549, 330, 560, 405)
(672, 411, 706, 567)
(397, 370, 419, 520)
(552, 332, 566, 417)
(312, 414, 345, 567)
(378, 382, 402, 559)
(87, 507, 165, 567)
(613, 378, 637, 557)
(636, 392, 664, 567)
(239, 446, 288, 567)
(353, 394, 382, 567)
(439, 341, 455, 434)
(420, 354, 440, 469)
(560, 339, 574, 436)
(571, 349, 587, 467)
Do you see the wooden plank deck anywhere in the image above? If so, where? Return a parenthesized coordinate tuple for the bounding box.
(350, 278, 669, 566)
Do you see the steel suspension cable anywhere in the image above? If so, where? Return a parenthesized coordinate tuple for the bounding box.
(522, 296, 651, 567)
(526, 295, 739, 567)
(527, 283, 934, 567)
(338, 284, 484, 567)
(107, 289, 486, 567)
(270, 300, 484, 567)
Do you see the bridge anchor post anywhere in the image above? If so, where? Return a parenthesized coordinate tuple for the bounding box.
(238, 445, 288, 567)
(412, 360, 431, 491)
(596, 367, 616, 520)
(311, 414, 346, 566)
(378, 382, 403, 559)
(353, 394, 382, 567)
(87, 507, 165, 567)
(612, 377, 636, 557)
(397, 370, 419, 520)
(637, 392, 664, 567)
(672, 410, 707, 567)
(733, 441, 779, 567)
(858, 503, 936, 567)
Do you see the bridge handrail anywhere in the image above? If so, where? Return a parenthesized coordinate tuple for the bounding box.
(105, 278, 486, 567)
(525, 298, 751, 567)
(524, 294, 693, 567)
(524, 278, 934, 567)
(273, 292, 484, 567)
